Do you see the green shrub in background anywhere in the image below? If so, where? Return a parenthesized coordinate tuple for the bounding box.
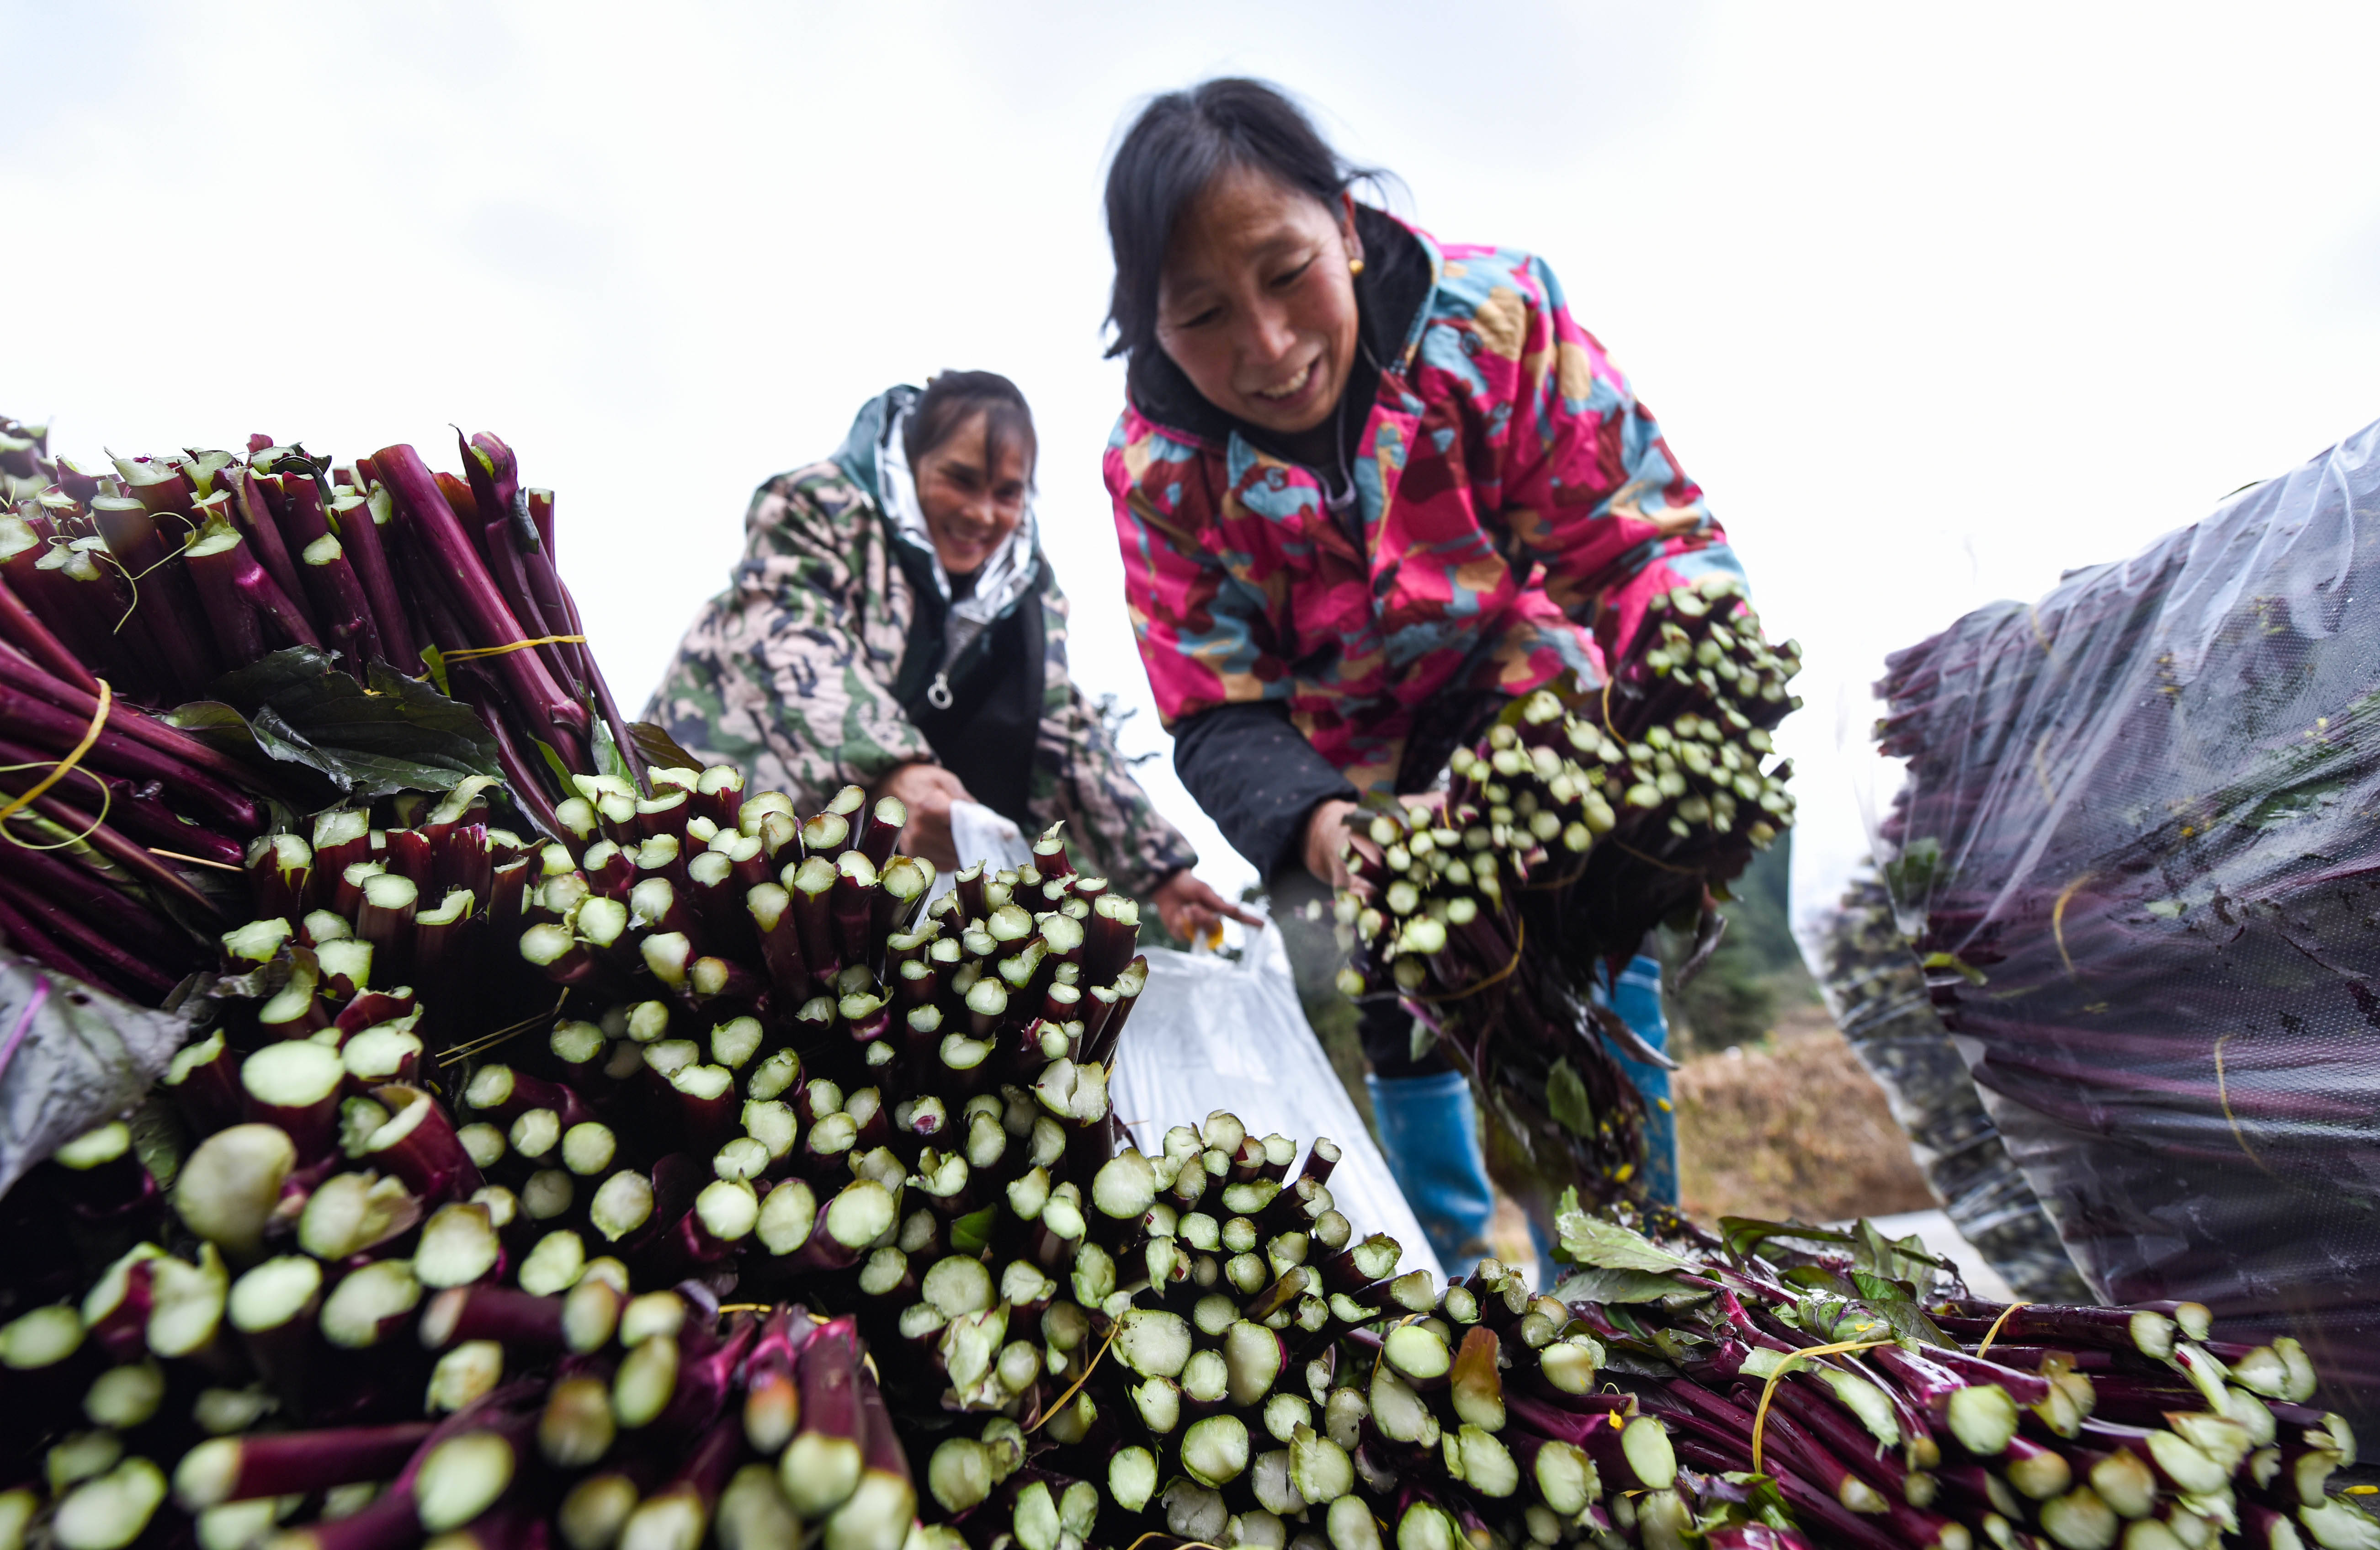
(1658, 834, 1817, 1057)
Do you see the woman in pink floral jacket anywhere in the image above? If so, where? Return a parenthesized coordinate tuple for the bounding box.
(1100, 79, 1742, 1270)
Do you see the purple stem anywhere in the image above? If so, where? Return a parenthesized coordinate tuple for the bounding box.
(0, 896, 107, 999)
(331, 488, 421, 675)
(551, 572, 646, 797)
(300, 537, 386, 677)
(0, 679, 261, 833)
(89, 497, 222, 692)
(525, 488, 556, 562)
(372, 444, 586, 737)
(478, 512, 578, 699)
(187, 527, 322, 664)
(0, 736, 244, 871)
(228, 468, 310, 610)
(0, 579, 98, 693)
(0, 836, 189, 947)
(0, 632, 272, 797)
(2, 522, 116, 680)
(0, 874, 180, 998)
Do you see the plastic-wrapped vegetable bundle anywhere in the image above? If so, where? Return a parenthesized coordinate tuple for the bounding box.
(1810, 872, 2088, 1303)
(1875, 418, 2380, 1422)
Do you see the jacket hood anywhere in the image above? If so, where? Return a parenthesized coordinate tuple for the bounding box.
(830, 385, 1042, 653)
(1124, 206, 1440, 452)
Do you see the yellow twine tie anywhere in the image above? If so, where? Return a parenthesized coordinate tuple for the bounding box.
(0, 680, 111, 828)
(1974, 1301, 2031, 1358)
(0, 760, 111, 851)
(146, 846, 244, 872)
(436, 989, 571, 1066)
(441, 633, 586, 663)
(2213, 1034, 2279, 1180)
(1608, 836, 1705, 877)
(2051, 873, 2091, 983)
(1750, 1338, 1890, 1475)
(1123, 1537, 1222, 1550)
(1026, 1316, 1123, 1434)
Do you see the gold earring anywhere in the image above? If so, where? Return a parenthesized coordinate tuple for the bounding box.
(1348, 258, 1365, 276)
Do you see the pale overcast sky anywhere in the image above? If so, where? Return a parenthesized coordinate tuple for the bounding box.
(11, 2, 2380, 931)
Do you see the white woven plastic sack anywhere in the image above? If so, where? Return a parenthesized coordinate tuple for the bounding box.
(924, 801, 1034, 908)
(1109, 925, 1443, 1287)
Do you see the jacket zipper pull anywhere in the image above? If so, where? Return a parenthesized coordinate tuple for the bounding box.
(926, 671, 954, 710)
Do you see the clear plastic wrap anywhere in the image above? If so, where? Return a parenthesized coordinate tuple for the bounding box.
(1813, 871, 2089, 1301)
(1875, 418, 2380, 1418)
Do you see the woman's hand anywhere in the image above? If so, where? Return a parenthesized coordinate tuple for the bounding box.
(1302, 798, 1365, 893)
(875, 762, 972, 869)
(1150, 870, 1262, 947)
(1303, 792, 1446, 896)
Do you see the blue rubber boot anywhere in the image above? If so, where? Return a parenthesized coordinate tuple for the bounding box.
(1365, 1069, 1498, 1281)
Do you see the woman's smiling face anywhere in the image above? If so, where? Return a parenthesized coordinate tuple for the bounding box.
(1154, 163, 1362, 440)
(912, 409, 1030, 579)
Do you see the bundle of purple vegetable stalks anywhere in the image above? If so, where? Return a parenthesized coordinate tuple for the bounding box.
(12, 775, 2371, 1550)
(0, 414, 643, 886)
(1333, 578, 1801, 1217)
(1871, 420, 2380, 1424)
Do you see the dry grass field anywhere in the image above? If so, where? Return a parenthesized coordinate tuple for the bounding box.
(1671, 1002, 1935, 1224)
(1483, 1001, 1936, 1269)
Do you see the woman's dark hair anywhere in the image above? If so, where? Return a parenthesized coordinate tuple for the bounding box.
(903, 370, 1037, 487)
(1102, 78, 1373, 362)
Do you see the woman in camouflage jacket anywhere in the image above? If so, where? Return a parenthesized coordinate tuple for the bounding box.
(645, 372, 1250, 939)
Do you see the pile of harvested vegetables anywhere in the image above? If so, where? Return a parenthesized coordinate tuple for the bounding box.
(1333, 578, 1801, 1213)
(2, 425, 2376, 1550)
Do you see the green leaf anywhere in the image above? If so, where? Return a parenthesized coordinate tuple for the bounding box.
(1549, 1265, 1690, 1305)
(590, 713, 632, 785)
(629, 720, 702, 774)
(1920, 951, 1987, 987)
(1796, 1291, 1892, 1345)
(1851, 1220, 1947, 1287)
(1554, 1189, 1693, 1275)
(1882, 836, 1942, 900)
(1860, 1295, 1957, 1350)
(1720, 1216, 1856, 1262)
(533, 739, 576, 791)
(168, 647, 502, 799)
(1738, 1347, 1790, 1380)
(1546, 1059, 1597, 1137)
(950, 1205, 998, 1257)
(1782, 1264, 1859, 1297)
(1850, 1269, 1914, 1303)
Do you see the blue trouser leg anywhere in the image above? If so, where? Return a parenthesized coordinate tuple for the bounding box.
(1608, 953, 1680, 1207)
(1364, 1069, 1498, 1281)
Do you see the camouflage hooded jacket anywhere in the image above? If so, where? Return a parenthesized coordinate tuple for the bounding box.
(1105, 211, 1742, 875)
(645, 389, 1197, 897)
